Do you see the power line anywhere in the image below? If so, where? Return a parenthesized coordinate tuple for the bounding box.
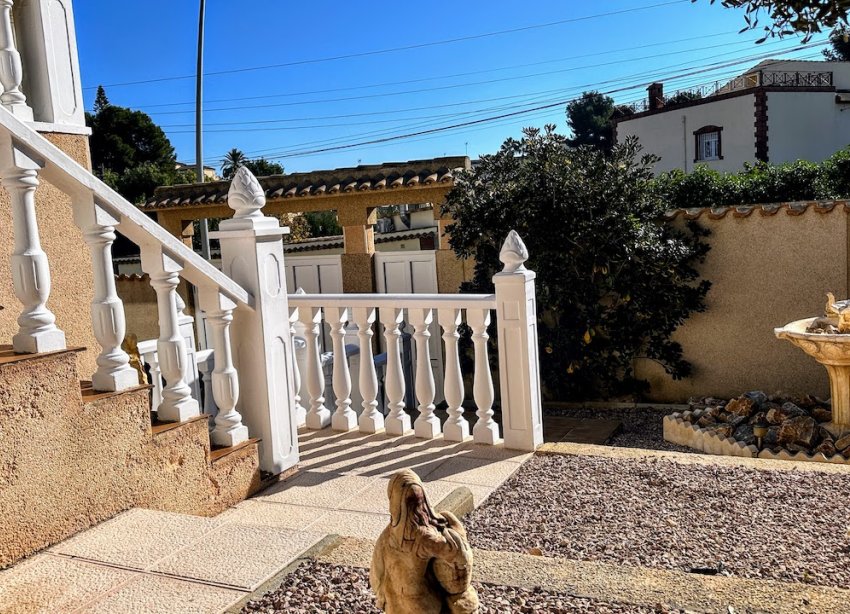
(82, 0, 689, 90)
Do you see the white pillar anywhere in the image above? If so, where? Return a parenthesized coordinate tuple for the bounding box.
(354, 306, 383, 434)
(73, 195, 136, 391)
(199, 288, 248, 447)
(411, 307, 440, 439)
(196, 349, 216, 424)
(300, 304, 331, 430)
(468, 308, 499, 445)
(141, 247, 199, 422)
(212, 167, 300, 473)
(494, 230, 543, 451)
(439, 307, 468, 442)
(0, 139, 64, 353)
(326, 306, 356, 432)
(383, 307, 410, 435)
(289, 298, 307, 427)
(0, 0, 33, 121)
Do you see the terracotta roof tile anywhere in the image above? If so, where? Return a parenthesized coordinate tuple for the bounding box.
(664, 199, 848, 220)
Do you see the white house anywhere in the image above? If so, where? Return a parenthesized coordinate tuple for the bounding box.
(616, 60, 850, 173)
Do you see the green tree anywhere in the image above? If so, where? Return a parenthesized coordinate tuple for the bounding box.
(304, 211, 342, 237)
(565, 92, 633, 153)
(823, 26, 850, 60)
(699, 0, 850, 41)
(244, 157, 284, 177)
(93, 85, 110, 114)
(443, 126, 711, 399)
(220, 148, 247, 179)
(666, 90, 704, 105)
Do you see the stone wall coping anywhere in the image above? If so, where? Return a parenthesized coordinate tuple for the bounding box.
(664, 199, 850, 220)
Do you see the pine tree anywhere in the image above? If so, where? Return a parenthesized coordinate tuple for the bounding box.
(93, 86, 110, 114)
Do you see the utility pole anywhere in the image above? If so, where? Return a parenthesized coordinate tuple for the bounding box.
(196, 0, 211, 259)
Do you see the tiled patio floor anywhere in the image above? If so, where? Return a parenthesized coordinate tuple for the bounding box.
(0, 428, 529, 614)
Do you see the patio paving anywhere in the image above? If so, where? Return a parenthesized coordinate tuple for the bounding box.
(0, 427, 529, 613)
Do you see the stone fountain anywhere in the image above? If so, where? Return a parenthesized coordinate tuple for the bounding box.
(775, 293, 850, 438)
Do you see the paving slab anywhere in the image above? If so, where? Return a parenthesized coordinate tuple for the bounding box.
(150, 523, 322, 590)
(50, 509, 221, 571)
(309, 509, 390, 540)
(216, 500, 330, 530)
(0, 554, 135, 614)
(422, 455, 524, 487)
(256, 471, 378, 509)
(83, 574, 244, 614)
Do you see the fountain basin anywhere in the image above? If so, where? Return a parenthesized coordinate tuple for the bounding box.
(775, 316, 850, 438)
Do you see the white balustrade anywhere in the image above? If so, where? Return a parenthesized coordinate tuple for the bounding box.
(199, 288, 247, 446)
(196, 349, 216, 419)
(0, 139, 65, 353)
(73, 195, 136, 391)
(140, 247, 199, 422)
(288, 298, 307, 427)
(354, 306, 383, 433)
(326, 306, 356, 432)
(438, 307, 468, 442)
(0, 0, 33, 121)
(410, 307, 440, 439)
(383, 307, 410, 435)
(300, 304, 331, 429)
(468, 308, 499, 445)
(138, 339, 162, 409)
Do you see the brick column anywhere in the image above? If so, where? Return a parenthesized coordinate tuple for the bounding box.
(434, 207, 466, 293)
(340, 208, 376, 293)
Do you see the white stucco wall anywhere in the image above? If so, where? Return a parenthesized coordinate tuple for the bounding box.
(766, 91, 850, 163)
(617, 93, 756, 173)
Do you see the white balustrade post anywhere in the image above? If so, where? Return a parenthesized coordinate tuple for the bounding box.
(326, 306, 357, 432)
(493, 230, 543, 451)
(289, 299, 307, 427)
(73, 195, 136, 391)
(196, 349, 216, 426)
(469, 308, 499, 445)
(0, 138, 65, 353)
(300, 305, 331, 430)
(211, 167, 300, 473)
(411, 307, 440, 439)
(199, 288, 248, 447)
(0, 0, 33, 121)
(140, 247, 199, 422)
(383, 307, 411, 436)
(354, 306, 383, 434)
(439, 307, 469, 442)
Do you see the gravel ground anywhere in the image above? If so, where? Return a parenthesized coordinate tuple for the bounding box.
(465, 453, 850, 588)
(546, 406, 692, 452)
(241, 560, 683, 613)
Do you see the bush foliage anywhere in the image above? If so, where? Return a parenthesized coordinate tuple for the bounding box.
(654, 147, 850, 209)
(443, 127, 711, 399)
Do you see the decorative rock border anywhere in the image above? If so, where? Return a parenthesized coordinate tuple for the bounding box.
(663, 412, 850, 465)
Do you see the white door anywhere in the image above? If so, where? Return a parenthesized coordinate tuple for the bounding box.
(374, 251, 444, 404)
(285, 255, 343, 352)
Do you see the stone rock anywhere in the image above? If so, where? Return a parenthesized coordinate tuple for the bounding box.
(704, 424, 733, 438)
(743, 390, 768, 408)
(726, 397, 755, 418)
(371, 470, 479, 614)
(785, 442, 810, 454)
(767, 402, 806, 425)
(815, 440, 837, 457)
(733, 424, 755, 446)
(811, 407, 833, 423)
(777, 416, 818, 448)
(763, 426, 780, 447)
(727, 415, 747, 428)
(748, 411, 767, 426)
(835, 434, 850, 452)
(697, 414, 717, 428)
(818, 427, 834, 444)
(705, 406, 724, 419)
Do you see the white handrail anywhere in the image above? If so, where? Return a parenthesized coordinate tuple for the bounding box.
(288, 292, 496, 311)
(0, 106, 252, 308)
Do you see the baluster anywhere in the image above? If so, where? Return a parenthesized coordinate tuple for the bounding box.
(140, 248, 199, 422)
(300, 305, 331, 429)
(326, 306, 356, 432)
(196, 349, 216, 429)
(438, 307, 468, 442)
(383, 307, 410, 436)
(0, 0, 33, 120)
(354, 306, 383, 433)
(139, 345, 162, 410)
(289, 302, 307, 427)
(0, 143, 65, 353)
(74, 197, 137, 391)
(199, 288, 248, 446)
(411, 307, 440, 439)
(468, 309, 499, 444)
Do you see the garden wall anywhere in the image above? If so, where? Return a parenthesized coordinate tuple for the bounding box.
(639, 200, 849, 402)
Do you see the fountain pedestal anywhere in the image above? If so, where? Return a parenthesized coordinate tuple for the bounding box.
(775, 316, 850, 438)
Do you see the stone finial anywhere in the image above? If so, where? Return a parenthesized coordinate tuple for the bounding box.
(295, 287, 306, 295)
(227, 166, 266, 220)
(499, 230, 529, 273)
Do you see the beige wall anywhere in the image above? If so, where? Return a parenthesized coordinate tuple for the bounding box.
(642, 201, 848, 401)
(0, 132, 100, 377)
(618, 94, 756, 174)
(118, 274, 193, 344)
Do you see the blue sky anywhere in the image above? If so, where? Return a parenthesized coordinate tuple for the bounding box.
(74, 1, 828, 174)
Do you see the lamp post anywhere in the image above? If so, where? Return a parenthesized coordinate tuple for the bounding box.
(196, 0, 211, 260)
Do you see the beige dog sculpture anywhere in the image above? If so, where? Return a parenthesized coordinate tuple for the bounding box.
(370, 469, 479, 614)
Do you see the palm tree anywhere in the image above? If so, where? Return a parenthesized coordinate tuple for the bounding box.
(221, 148, 247, 179)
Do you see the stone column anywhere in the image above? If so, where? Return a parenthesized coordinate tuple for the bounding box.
(0, 0, 33, 121)
(493, 231, 543, 452)
(212, 167, 299, 474)
(340, 207, 376, 293)
(434, 207, 466, 293)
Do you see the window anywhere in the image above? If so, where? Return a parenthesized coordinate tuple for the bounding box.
(693, 125, 723, 162)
